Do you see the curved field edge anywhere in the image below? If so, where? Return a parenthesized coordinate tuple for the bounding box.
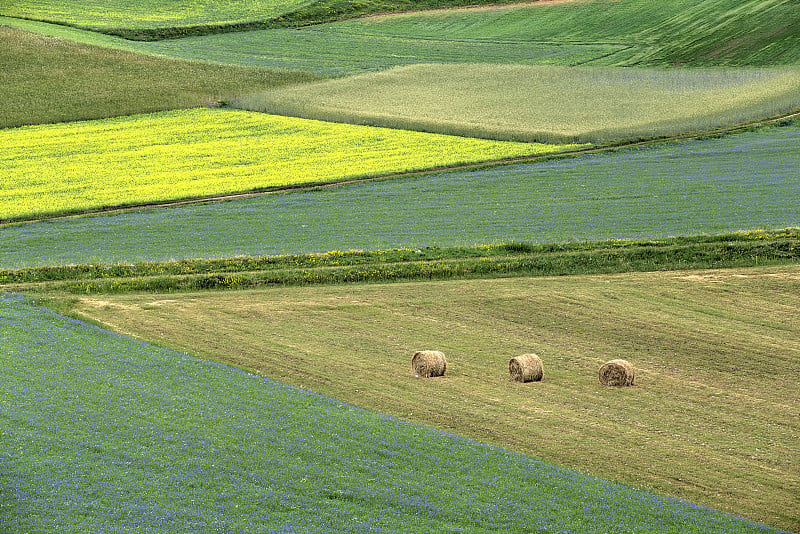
(236, 63, 800, 144)
(3, 0, 798, 68)
(0, 25, 323, 130)
(0, 108, 579, 223)
(57, 264, 800, 531)
(0, 0, 536, 39)
(3, 294, 789, 533)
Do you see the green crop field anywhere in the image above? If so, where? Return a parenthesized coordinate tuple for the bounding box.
(1, 123, 797, 269)
(0, 0, 315, 30)
(62, 265, 800, 530)
(0, 25, 321, 129)
(329, 0, 800, 67)
(0, 107, 574, 222)
(0, 0, 520, 37)
(237, 63, 800, 143)
(4, 0, 799, 71)
(0, 15, 624, 74)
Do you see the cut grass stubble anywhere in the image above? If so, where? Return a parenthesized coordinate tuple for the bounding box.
(68, 265, 800, 531)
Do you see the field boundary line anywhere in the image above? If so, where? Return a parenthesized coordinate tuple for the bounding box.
(4, 109, 798, 227)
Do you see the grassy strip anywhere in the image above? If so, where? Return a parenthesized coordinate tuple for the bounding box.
(6, 230, 798, 294)
(0, 0, 527, 39)
(0, 25, 322, 129)
(0, 107, 573, 222)
(3, 122, 798, 270)
(4, 294, 787, 533)
(63, 266, 800, 531)
(236, 63, 800, 144)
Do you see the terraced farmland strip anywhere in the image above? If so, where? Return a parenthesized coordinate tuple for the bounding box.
(237, 63, 800, 143)
(65, 265, 800, 531)
(0, 108, 573, 222)
(6, 0, 799, 74)
(2, 123, 798, 269)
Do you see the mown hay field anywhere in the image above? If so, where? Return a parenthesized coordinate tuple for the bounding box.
(237, 63, 800, 143)
(4, 293, 788, 534)
(69, 265, 800, 531)
(0, 107, 575, 222)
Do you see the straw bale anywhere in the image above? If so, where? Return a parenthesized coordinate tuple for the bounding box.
(598, 359, 635, 386)
(412, 350, 447, 378)
(509, 353, 543, 382)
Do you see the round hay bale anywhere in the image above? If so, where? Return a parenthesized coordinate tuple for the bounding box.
(598, 359, 635, 386)
(509, 353, 543, 383)
(412, 350, 447, 378)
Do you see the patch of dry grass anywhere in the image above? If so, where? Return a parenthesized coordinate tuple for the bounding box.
(69, 265, 800, 531)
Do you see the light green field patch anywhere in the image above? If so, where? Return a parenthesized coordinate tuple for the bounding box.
(0, 0, 315, 30)
(0, 108, 577, 222)
(237, 63, 800, 143)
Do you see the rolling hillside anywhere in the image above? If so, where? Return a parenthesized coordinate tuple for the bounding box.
(1, 0, 799, 532)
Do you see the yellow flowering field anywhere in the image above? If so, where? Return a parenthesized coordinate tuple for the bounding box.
(0, 108, 580, 221)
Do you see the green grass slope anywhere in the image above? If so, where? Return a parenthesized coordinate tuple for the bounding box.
(0, 0, 315, 32)
(327, 0, 800, 67)
(237, 63, 800, 143)
(4, 0, 799, 72)
(6, 294, 789, 533)
(62, 265, 800, 531)
(0, 0, 524, 38)
(0, 25, 320, 128)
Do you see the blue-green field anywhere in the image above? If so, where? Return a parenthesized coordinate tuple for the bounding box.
(2, 124, 797, 269)
(0, 294, 787, 534)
